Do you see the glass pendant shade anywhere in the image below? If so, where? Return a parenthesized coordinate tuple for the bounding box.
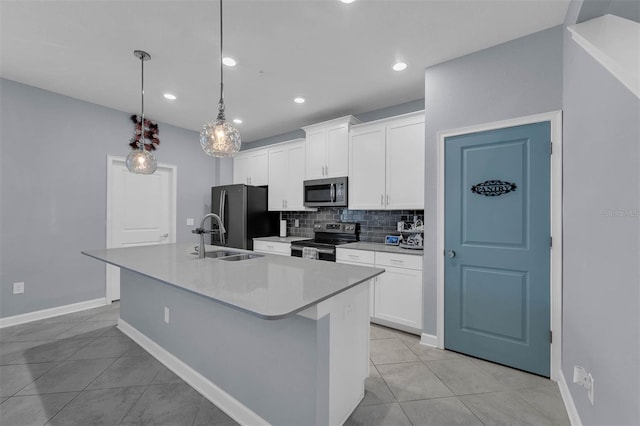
(200, 0, 241, 158)
(200, 117, 241, 158)
(126, 49, 157, 174)
(126, 147, 157, 174)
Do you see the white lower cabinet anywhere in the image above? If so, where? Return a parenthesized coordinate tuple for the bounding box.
(336, 248, 422, 334)
(336, 249, 375, 318)
(253, 240, 291, 256)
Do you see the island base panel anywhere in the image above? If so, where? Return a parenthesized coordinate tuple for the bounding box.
(118, 268, 369, 426)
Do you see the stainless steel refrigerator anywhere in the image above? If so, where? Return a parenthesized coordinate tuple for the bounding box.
(210, 184, 279, 250)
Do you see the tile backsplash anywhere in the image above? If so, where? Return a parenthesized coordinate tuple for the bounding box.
(282, 209, 424, 243)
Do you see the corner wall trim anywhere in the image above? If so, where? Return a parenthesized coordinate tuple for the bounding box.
(117, 319, 269, 426)
(0, 298, 107, 328)
(420, 333, 438, 348)
(558, 370, 583, 426)
(568, 14, 640, 99)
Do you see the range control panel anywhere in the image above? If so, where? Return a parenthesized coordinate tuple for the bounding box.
(313, 222, 358, 234)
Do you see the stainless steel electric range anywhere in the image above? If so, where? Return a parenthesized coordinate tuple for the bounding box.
(290, 222, 359, 262)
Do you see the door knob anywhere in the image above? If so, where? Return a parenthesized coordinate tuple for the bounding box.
(447, 250, 456, 258)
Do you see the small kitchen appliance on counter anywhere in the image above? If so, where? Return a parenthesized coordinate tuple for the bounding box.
(291, 222, 359, 262)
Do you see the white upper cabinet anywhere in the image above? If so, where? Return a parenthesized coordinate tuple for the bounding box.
(385, 115, 425, 209)
(268, 139, 309, 211)
(233, 149, 268, 186)
(303, 116, 361, 180)
(349, 111, 425, 210)
(349, 125, 387, 209)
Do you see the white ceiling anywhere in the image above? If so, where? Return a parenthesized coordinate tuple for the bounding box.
(0, 0, 570, 143)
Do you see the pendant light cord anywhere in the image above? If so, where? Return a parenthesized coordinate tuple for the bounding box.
(217, 0, 225, 120)
(140, 53, 145, 150)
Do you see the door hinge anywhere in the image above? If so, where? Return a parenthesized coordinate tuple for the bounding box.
(550, 141, 553, 155)
(549, 330, 553, 343)
(550, 236, 552, 248)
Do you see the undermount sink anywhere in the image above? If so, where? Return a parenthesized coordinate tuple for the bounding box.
(191, 250, 263, 261)
(191, 250, 243, 259)
(218, 254, 264, 262)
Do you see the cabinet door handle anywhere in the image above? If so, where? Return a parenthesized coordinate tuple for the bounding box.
(348, 254, 359, 259)
(267, 245, 274, 250)
(386, 194, 389, 206)
(390, 259, 404, 264)
(380, 194, 384, 206)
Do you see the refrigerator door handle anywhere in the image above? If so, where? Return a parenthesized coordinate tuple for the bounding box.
(219, 190, 227, 246)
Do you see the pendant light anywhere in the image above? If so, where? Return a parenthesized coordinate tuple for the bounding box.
(200, 0, 241, 157)
(126, 50, 158, 174)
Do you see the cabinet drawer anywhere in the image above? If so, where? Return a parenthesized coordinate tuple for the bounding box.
(253, 240, 290, 256)
(375, 252, 422, 270)
(336, 248, 375, 265)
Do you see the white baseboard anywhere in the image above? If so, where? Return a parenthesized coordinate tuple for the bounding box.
(420, 332, 438, 348)
(117, 319, 269, 426)
(0, 298, 107, 328)
(558, 370, 582, 426)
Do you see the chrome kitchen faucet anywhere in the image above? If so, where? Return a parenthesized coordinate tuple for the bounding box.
(192, 213, 226, 259)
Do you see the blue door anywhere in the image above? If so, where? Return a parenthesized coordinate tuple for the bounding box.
(444, 122, 551, 377)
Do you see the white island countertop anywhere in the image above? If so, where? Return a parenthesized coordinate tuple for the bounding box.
(83, 243, 383, 320)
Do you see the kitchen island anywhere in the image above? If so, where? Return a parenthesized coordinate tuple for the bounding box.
(83, 243, 384, 426)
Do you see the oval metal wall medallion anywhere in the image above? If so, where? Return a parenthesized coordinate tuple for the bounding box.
(470, 180, 517, 197)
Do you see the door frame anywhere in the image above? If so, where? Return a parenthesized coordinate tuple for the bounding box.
(436, 111, 563, 380)
(106, 155, 178, 303)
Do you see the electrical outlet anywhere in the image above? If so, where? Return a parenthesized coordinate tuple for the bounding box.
(294, 219, 299, 227)
(573, 365, 587, 384)
(343, 304, 352, 319)
(573, 365, 594, 405)
(186, 218, 194, 226)
(13, 282, 24, 294)
(164, 306, 170, 324)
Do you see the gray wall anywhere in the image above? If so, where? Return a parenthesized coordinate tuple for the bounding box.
(562, 5, 640, 424)
(0, 79, 229, 318)
(576, 0, 640, 23)
(422, 26, 564, 335)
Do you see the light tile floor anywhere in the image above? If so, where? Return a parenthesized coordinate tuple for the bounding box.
(0, 303, 570, 426)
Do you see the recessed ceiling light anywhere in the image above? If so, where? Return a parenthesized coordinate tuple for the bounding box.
(163, 93, 177, 100)
(233, 118, 243, 124)
(222, 57, 237, 67)
(340, 0, 355, 3)
(294, 97, 306, 104)
(392, 62, 407, 72)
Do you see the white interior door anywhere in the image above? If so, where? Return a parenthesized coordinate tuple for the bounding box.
(106, 156, 177, 302)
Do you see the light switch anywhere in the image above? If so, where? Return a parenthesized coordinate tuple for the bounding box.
(186, 218, 194, 226)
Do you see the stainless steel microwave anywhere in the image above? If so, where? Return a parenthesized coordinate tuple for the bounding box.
(303, 177, 348, 208)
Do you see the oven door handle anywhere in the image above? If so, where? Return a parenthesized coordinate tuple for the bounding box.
(317, 248, 335, 255)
